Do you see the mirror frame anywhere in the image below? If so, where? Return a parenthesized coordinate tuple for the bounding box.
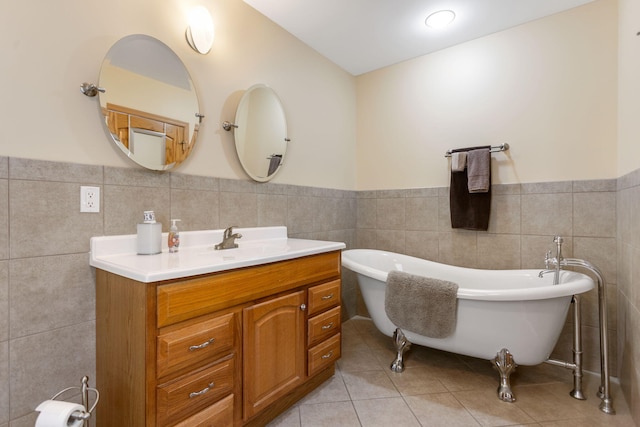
(98, 34, 202, 171)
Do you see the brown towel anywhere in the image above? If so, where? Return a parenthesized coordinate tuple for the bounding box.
(450, 167, 491, 230)
(385, 270, 458, 339)
(467, 148, 491, 193)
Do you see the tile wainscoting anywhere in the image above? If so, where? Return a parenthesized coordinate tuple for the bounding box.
(0, 156, 637, 425)
(354, 177, 638, 424)
(0, 157, 357, 426)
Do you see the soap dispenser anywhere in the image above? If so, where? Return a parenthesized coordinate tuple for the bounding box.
(168, 219, 181, 253)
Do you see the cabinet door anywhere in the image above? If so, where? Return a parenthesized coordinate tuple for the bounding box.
(243, 290, 305, 419)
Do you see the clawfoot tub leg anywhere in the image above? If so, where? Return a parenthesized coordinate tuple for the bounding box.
(390, 328, 411, 373)
(492, 348, 517, 403)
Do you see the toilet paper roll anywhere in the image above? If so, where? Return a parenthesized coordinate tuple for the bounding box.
(35, 400, 85, 427)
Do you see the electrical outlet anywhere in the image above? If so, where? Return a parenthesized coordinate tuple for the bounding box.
(81, 186, 100, 213)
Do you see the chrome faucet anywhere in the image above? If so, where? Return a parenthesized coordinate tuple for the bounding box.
(541, 235, 564, 285)
(215, 226, 242, 250)
(538, 235, 615, 414)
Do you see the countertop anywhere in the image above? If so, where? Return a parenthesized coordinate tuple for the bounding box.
(90, 226, 346, 283)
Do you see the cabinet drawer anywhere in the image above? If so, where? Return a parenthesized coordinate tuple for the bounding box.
(308, 306, 341, 347)
(172, 393, 234, 427)
(307, 280, 341, 316)
(157, 251, 340, 327)
(308, 333, 341, 377)
(157, 313, 235, 379)
(157, 357, 234, 426)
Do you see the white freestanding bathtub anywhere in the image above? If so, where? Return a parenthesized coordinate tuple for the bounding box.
(342, 249, 594, 365)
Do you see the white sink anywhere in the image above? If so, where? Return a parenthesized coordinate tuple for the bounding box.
(90, 226, 345, 282)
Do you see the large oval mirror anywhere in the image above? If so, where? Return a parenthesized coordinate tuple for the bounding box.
(98, 35, 201, 171)
(232, 84, 288, 182)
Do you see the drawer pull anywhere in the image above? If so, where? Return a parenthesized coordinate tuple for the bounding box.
(321, 351, 334, 360)
(189, 382, 215, 398)
(189, 338, 215, 351)
(321, 293, 334, 300)
(321, 322, 334, 330)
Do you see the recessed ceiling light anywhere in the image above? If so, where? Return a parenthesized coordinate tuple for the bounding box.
(425, 10, 456, 29)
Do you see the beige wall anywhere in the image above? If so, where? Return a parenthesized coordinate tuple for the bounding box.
(356, 0, 617, 190)
(0, 0, 357, 190)
(618, 0, 640, 176)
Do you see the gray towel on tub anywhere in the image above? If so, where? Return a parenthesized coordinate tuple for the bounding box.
(385, 270, 458, 339)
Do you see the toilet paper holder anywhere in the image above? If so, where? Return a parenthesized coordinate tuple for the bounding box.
(49, 376, 99, 425)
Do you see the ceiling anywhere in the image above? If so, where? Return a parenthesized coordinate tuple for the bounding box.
(242, 0, 595, 76)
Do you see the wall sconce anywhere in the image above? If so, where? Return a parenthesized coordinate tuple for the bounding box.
(186, 6, 214, 54)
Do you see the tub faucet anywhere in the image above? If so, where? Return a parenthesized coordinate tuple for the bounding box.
(215, 226, 242, 250)
(541, 235, 564, 285)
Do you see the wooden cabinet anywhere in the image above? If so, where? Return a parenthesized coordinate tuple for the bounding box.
(96, 251, 341, 427)
(243, 291, 305, 419)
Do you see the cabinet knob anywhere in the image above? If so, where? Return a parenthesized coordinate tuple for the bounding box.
(321, 351, 334, 359)
(321, 293, 334, 300)
(300, 304, 306, 311)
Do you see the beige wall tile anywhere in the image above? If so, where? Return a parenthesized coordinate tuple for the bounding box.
(405, 197, 438, 231)
(9, 158, 102, 184)
(104, 185, 171, 235)
(438, 191, 452, 231)
(257, 193, 287, 227)
(219, 178, 256, 193)
(356, 229, 377, 249)
(0, 157, 7, 179)
(405, 231, 439, 261)
(438, 231, 477, 268)
(0, 341, 7, 425)
(521, 193, 572, 236)
(376, 197, 405, 230)
(9, 181, 104, 258)
(573, 192, 616, 237)
(376, 229, 405, 254)
(0, 180, 7, 260)
(630, 186, 640, 249)
(9, 254, 94, 338)
(219, 191, 257, 227)
(9, 322, 95, 419)
(170, 188, 220, 231)
(171, 173, 218, 191)
(0, 262, 6, 342)
(287, 196, 314, 234)
(573, 237, 617, 284)
(477, 234, 521, 269)
(104, 166, 169, 187)
(573, 179, 617, 192)
(522, 181, 572, 194)
(356, 197, 376, 229)
(314, 197, 340, 232)
(488, 194, 521, 234)
(336, 197, 357, 231)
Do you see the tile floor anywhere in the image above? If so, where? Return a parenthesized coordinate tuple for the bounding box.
(267, 316, 636, 427)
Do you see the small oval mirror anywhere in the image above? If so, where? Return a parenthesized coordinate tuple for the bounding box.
(98, 35, 201, 171)
(233, 84, 288, 182)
